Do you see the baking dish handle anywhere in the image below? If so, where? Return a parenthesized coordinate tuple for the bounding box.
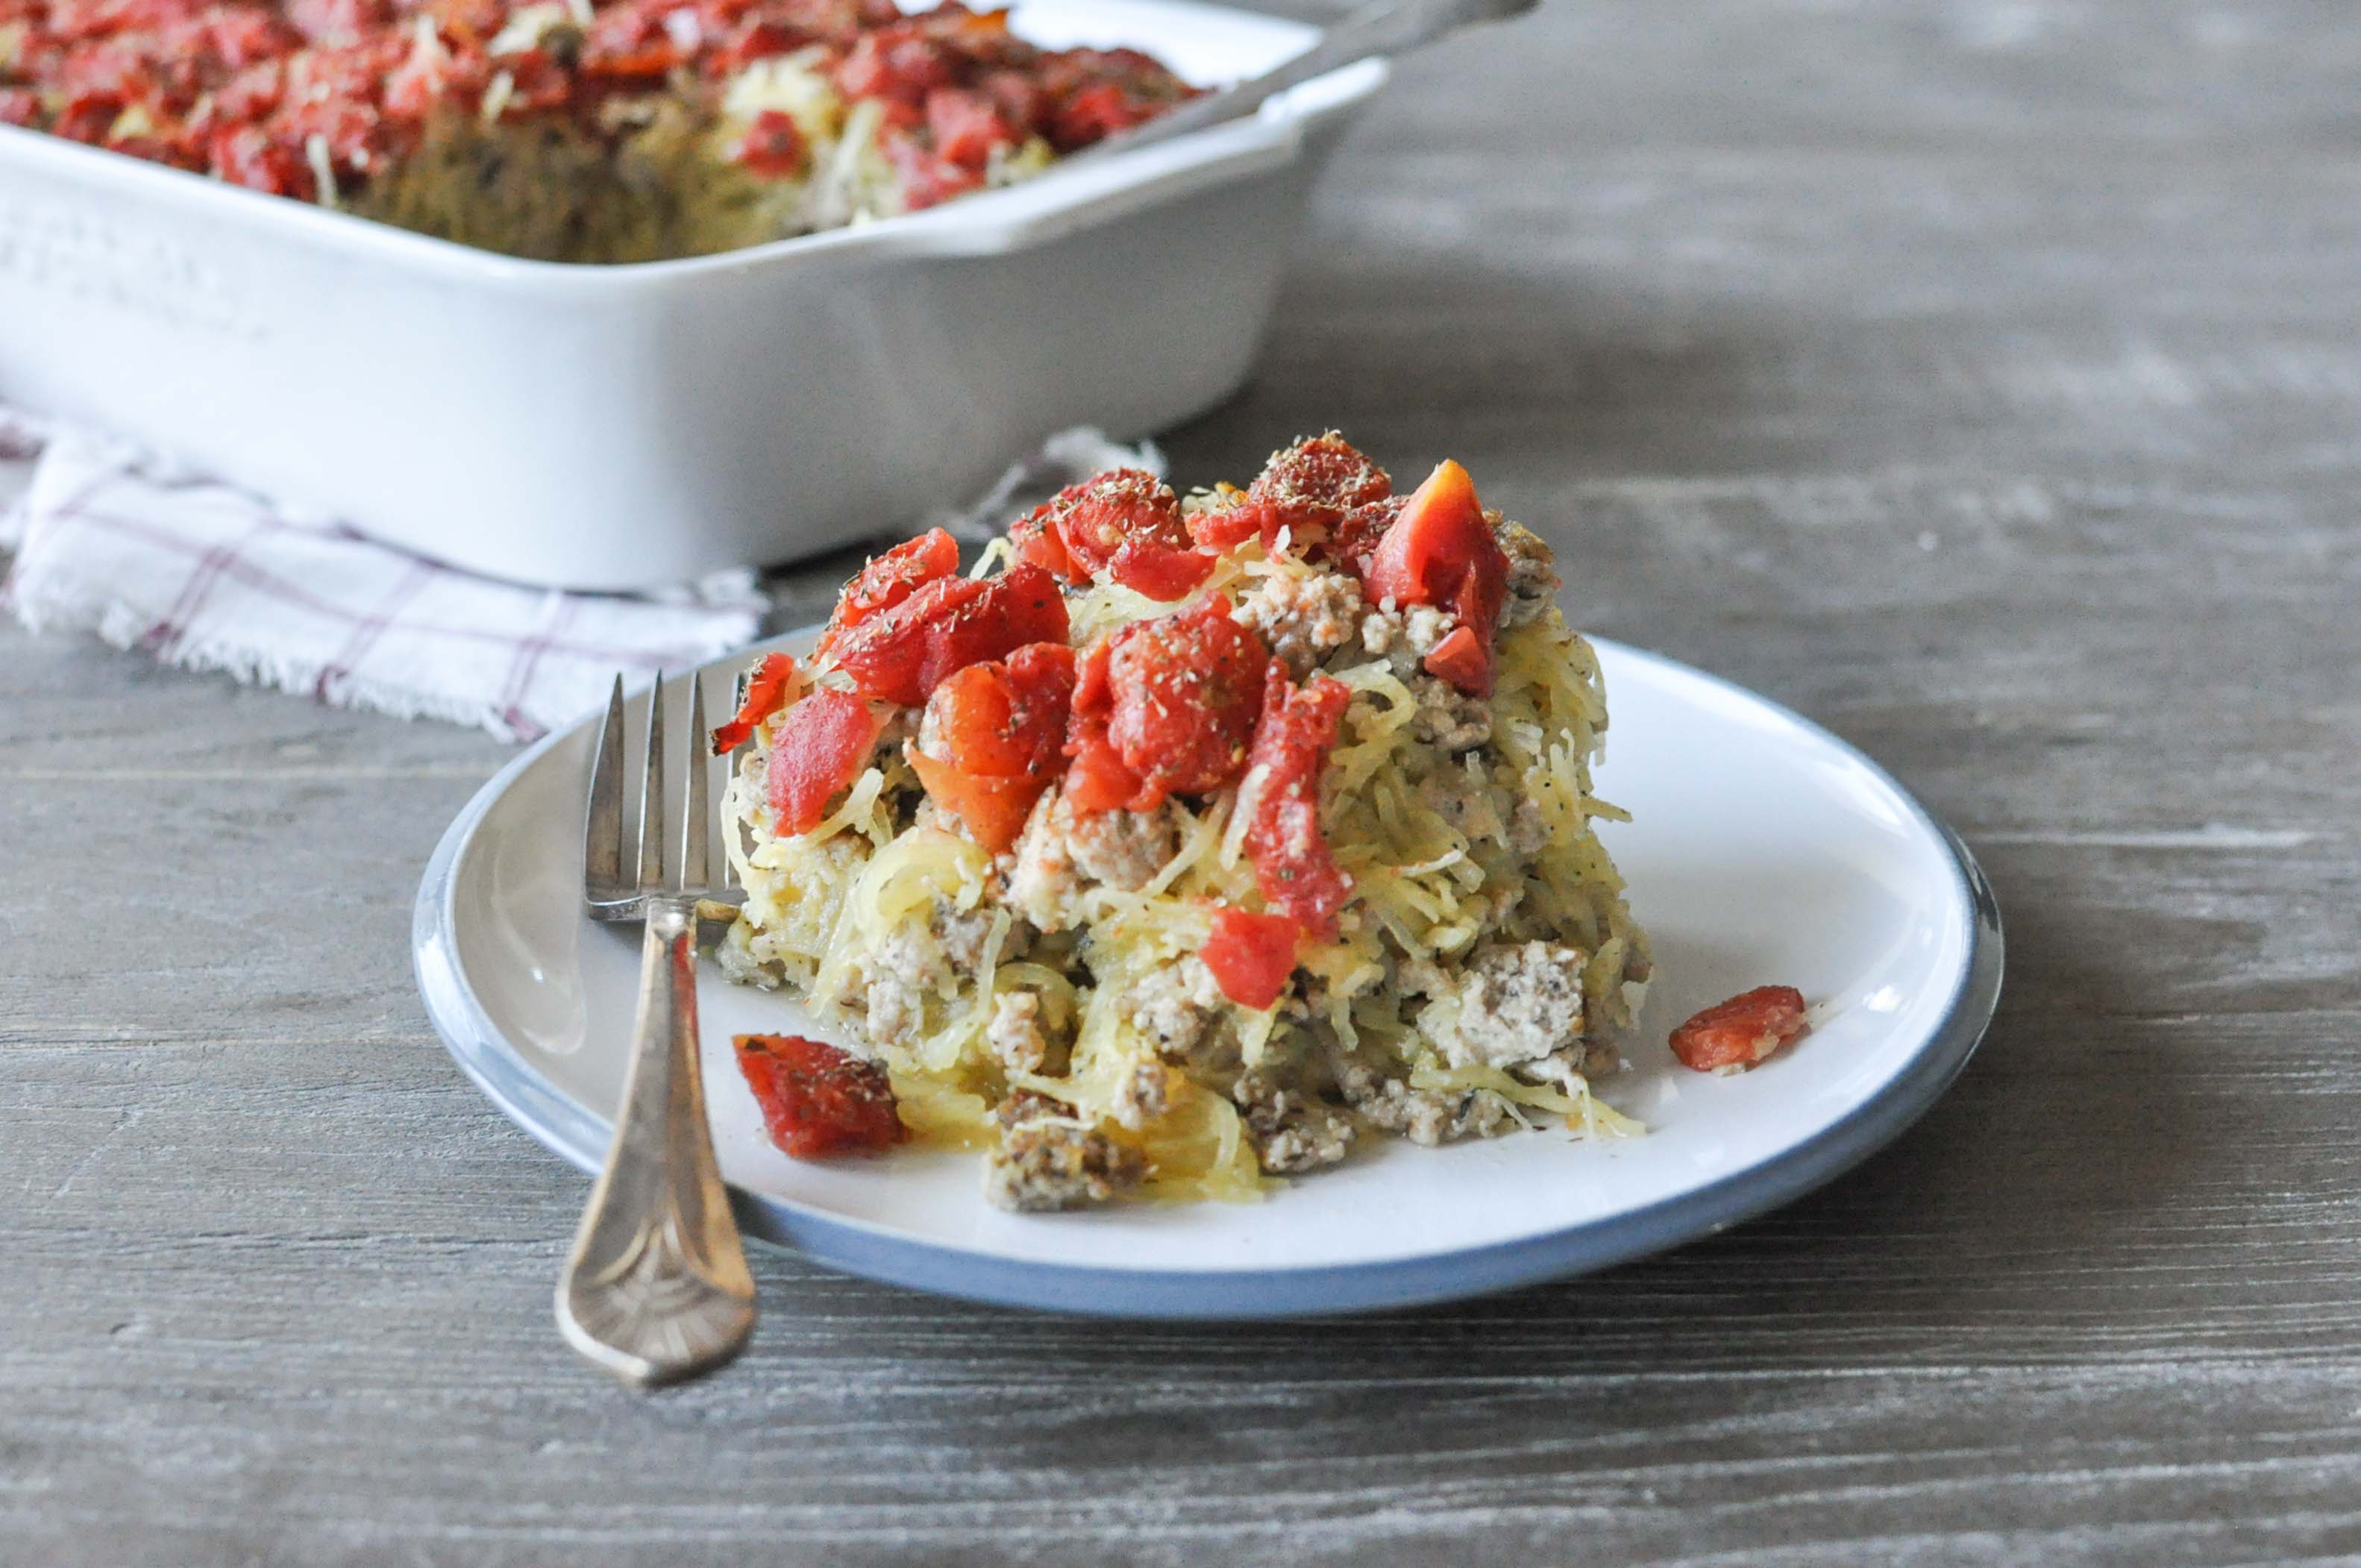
(885, 113, 1308, 259)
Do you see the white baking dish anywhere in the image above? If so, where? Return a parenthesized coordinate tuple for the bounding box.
(0, 0, 1385, 589)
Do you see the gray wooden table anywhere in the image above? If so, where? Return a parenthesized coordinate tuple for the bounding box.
(7, 1, 2359, 1562)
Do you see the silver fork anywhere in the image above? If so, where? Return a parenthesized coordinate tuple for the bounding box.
(556, 671, 755, 1387)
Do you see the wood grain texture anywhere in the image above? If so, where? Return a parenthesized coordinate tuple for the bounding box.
(7, 0, 2361, 1562)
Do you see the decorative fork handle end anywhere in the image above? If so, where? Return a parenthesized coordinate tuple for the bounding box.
(556, 900, 755, 1387)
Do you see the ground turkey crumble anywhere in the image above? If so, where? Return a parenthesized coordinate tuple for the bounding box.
(1123, 954, 1232, 1065)
(1236, 568, 1367, 680)
(1338, 1061, 1523, 1147)
(1232, 1070, 1356, 1173)
(1492, 515, 1562, 627)
(985, 991, 1051, 1075)
(1426, 941, 1590, 1071)
(984, 1094, 1147, 1212)
(1006, 789, 1183, 931)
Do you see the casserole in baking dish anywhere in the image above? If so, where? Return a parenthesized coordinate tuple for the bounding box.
(0, 0, 1200, 261)
(0, 0, 1387, 587)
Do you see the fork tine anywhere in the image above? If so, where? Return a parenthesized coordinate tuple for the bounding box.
(639, 671, 666, 891)
(682, 671, 710, 892)
(722, 669, 749, 891)
(585, 674, 626, 897)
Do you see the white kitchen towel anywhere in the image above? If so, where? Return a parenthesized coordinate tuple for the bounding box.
(0, 409, 1158, 744)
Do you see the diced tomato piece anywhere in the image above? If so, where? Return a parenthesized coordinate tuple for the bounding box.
(1061, 641, 1155, 813)
(734, 1033, 906, 1157)
(1420, 626, 1490, 692)
(820, 527, 959, 652)
(1669, 986, 1810, 1073)
(580, 0, 689, 77)
(285, 0, 389, 46)
(921, 642, 1075, 776)
(881, 125, 982, 209)
(1250, 432, 1391, 530)
(1047, 78, 1146, 151)
(835, 27, 952, 103)
(830, 562, 1068, 707)
(765, 686, 886, 835)
(975, 66, 1042, 135)
(1059, 468, 1181, 575)
(1360, 459, 1509, 697)
(581, 39, 685, 77)
(486, 43, 571, 113)
(1009, 506, 1078, 579)
(709, 650, 802, 756)
(0, 89, 38, 128)
(1191, 437, 1390, 556)
(924, 84, 1009, 169)
(1241, 660, 1352, 938)
(210, 122, 313, 197)
(110, 130, 206, 169)
(1185, 498, 1276, 552)
(383, 36, 488, 120)
(1013, 469, 1212, 600)
(1202, 905, 1300, 1009)
(1108, 538, 1215, 600)
(1323, 494, 1402, 578)
(51, 92, 122, 144)
(905, 753, 1025, 853)
(730, 107, 807, 177)
(204, 7, 298, 69)
(831, 575, 982, 703)
(711, 16, 803, 71)
(1091, 597, 1267, 802)
(908, 642, 1074, 850)
(1060, 728, 1145, 815)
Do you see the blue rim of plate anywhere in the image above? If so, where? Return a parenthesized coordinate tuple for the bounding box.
(413, 636, 2004, 1320)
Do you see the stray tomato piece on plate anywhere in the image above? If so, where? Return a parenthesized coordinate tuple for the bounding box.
(1669, 985, 1810, 1073)
(734, 1034, 907, 1158)
(1102, 596, 1267, 799)
(709, 650, 803, 756)
(1241, 659, 1352, 939)
(767, 687, 887, 835)
(909, 642, 1076, 850)
(830, 562, 1068, 706)
(1202, 904, 1300, 1009)
(1361, 459, 1509, 697)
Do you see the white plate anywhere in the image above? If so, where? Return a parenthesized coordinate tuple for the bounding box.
(414, 636, 2001, 1317)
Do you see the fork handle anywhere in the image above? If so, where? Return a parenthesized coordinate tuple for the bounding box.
(555, 898, 755, 1385)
